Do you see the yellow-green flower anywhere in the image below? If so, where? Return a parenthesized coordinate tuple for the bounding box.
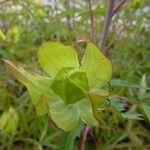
(4, 41, 112, 131)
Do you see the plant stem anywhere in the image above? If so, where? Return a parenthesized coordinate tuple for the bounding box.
(112, 0, 127, 16)
(87, 0, 96, 43)
(80, 125, 91, 150)
(60, 120, 84, 150)
(100, 0, 127, 51)
(100, 0, 115, 51)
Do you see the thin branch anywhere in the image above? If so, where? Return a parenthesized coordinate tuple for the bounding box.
(87, 0, 96, 43)
(112, 0, 127, 17)
(100, 0, 127, 52)
(100, 0, 115, 50)
(80, 125, 91, 150)
(90, 132, 99, 150)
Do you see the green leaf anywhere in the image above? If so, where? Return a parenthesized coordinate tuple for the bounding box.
(121, 112, 143, 120)
(7, 27, 20, 42)
(4, 59, 84, 131)
(110, 79, 150, 90)
(0, 107, 19, 133)
(141, 103, 150, 122)
(51, 67, 89, 104)
(50, 101, 79, 131)
(38, 42, 79, 77)
(87, 89, 109, 121)
(80, 43, 112, 89)
(4, 59, 59, 116)
(60, 119, 84, 150)
(3, 41, 113, 131)
(132, 0, 144, 9)
(138, 74, 147, 100)
(109, 96, 126, 112)
(34, 94, 48, 116)
(77, 99, 98, 126)
(0, 29, 6, 41)
(0, 71, 9, 80)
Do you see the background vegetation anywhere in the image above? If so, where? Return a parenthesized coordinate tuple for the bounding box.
(0, 0, 150, 149)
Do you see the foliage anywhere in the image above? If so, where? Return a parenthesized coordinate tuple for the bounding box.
(0, 0, 150, 149)
(0, 106, 19, 132)
(3, 41, 112, 131)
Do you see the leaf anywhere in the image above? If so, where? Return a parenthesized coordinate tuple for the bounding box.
(93, 6, 106, 16)
(38, 42, 79, 77)
(109, 96, 126, 112)
(110, 79, 150, 90)
(112, 133, 128, 146)
(0, 72, 9, 80)
(0, 107, 19, 132)
(141, 103, 150, 122)
(4, 60, 90, 131)
(132, 0, 144, 9)
(0, 29, 6, 41)
(138, 74, 147, 100)
(7, 27, 20, 42)
(77, 99, 98, 126)
(35, 94, 48, 116)
(80, 43, 112, 89)
(60, 119, 84, 150)
(51, 67, 89, 104)
(121, 112, 143, 120)
(50, 101, 79, 131)
(87, 89, 109, 121)
(4, 59, 59, 116)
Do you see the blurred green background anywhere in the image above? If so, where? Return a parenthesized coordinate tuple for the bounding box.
(0, 0, 150, 149)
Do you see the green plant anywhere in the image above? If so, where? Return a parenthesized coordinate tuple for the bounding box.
(0, 106, 19, 133)
(4, 41, 112, 132)
(1, 0, 150, 149)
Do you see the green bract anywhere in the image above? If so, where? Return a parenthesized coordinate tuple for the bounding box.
(4, 41, 112, 131)
(0, 106, 19, 132)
